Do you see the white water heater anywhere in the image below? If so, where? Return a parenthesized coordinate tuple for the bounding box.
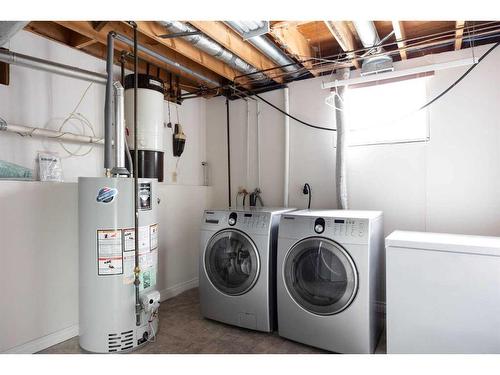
(78, 177, 160, 353)
(124, 74, 165, 182)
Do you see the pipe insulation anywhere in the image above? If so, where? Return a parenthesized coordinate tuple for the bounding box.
(283, 87, 290, 208)
(334, 68, 350, 209)
(225, 21, 300, 76)
(159, 21, 267, 81)
(0, 118, 104, 144)
(0, 49, 107, 84)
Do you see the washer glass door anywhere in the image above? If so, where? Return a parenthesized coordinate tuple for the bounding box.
(284, 237, 358, 315)
(205, 229, 260, 296)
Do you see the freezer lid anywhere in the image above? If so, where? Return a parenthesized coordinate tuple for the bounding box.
(386, 230, 500, 256)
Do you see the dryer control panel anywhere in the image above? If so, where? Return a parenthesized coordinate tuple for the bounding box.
(316, 217, 369, 244)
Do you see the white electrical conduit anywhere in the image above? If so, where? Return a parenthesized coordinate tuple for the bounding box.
(256, 100, 261, 189)
(246, 100, 251, 190)
(0, 117, 104, 145)
(283, 87, 290, 208)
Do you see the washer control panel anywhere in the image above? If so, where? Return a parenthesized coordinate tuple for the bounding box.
(202, 211, 269, 232)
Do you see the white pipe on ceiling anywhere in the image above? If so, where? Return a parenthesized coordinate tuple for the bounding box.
(283, 87, 290, 208)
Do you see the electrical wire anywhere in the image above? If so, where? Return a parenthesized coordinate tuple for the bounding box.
(418, 41, 500, 111)
(253, 93, 336, 132)
(56, 82, 97, 157)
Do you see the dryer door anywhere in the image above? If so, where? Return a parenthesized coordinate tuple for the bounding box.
(204, 229, 260, 296)
(284, 237, 358, 315)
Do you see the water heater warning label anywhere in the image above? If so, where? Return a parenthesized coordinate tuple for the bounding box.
(97, 229, 123, 275)
(122, 224, 159, 289)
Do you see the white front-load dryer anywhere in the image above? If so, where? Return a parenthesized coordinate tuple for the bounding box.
(277, 209, 384, 353)
(200, 207, 295, 332)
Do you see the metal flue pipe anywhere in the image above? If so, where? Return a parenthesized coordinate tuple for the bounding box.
(0, 49, 107, 84)
(159, 21, 267, 82)
(225, 21, 300, 76)
(111, 81, 129, 176)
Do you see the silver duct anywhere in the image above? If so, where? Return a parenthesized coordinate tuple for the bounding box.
(112, 32, 219, 87)
(159, 21, 267, 82)
(0, 21, 29, 47)
(225, 21, 300, 76)
(335, 68, 350, 210)
(352, 21, 393, 75)
(0, 49, 107, 84)
(111, 81, 129, 176)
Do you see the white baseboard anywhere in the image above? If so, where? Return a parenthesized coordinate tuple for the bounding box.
(159, 278, 198, 302)
(2, 324, 79, 354)
(2, 279, 198, 354)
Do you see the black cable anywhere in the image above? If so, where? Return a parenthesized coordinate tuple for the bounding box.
(419, 41, 500, 111)
(253, 93, 336, 132)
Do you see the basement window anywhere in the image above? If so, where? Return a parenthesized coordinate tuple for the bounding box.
(344, 76, 430, 146)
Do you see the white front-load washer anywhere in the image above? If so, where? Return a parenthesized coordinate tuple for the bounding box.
(199, 207, 295, 332)
(277, 209, 384, 353)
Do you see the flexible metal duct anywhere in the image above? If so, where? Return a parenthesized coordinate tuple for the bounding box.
(352, 21, 393, 75)
(335, 68, 350, 210)
(225, 21, 300, 76)
(0, 21, 29, 47)
(159, 21, 267, 82)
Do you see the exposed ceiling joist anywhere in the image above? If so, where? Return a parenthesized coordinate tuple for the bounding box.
(455, 21, 465, 50)
(53, 21, 223, 88)
(323, 21, 360, 69)
(270, 24, 318, 76)
(131, 21, 251, 86)
(69, 32, 98, 49)
(188, 21, 283, 83)
(24, 22, 201, 95)
(392, 21, 408, 60)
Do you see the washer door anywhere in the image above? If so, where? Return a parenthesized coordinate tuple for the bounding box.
(204, 229, 260, 296)
(284, 237, 358, 315)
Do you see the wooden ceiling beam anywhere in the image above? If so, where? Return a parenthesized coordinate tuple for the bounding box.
(130, 21, 251, 86)
(53, 21, 223, 88)
(323, 21, 360, 69)
(69, 32, 98, 49)
(188, 21, 283, 83)
(392, 21, 408, 60)
(270, 23, 318, 76)
(455, 21, 465, 50)
(91, 21, 108, 32)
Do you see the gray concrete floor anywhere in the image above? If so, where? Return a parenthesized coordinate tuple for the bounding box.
(39, 288, 386, 354)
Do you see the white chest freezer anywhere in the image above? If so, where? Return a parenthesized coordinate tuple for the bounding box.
(386, 230, 500, 354)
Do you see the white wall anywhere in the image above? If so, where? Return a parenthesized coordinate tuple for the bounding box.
(206, 43, 500, 237)
(0, 31, 212, 352)
(0, 30, 207, 185)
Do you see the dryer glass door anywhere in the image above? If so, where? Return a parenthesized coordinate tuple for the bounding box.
(205, 229, 260, 296)
(284, 238, 358, 315)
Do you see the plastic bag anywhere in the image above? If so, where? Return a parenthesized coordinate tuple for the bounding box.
(38, 152, 63, 182)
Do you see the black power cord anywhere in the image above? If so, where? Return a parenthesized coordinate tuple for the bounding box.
(419, 41, 500, 111)
(247, 41, 500, 132)
(253, 93, 336, 132)
(303, 183, 312, 209)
